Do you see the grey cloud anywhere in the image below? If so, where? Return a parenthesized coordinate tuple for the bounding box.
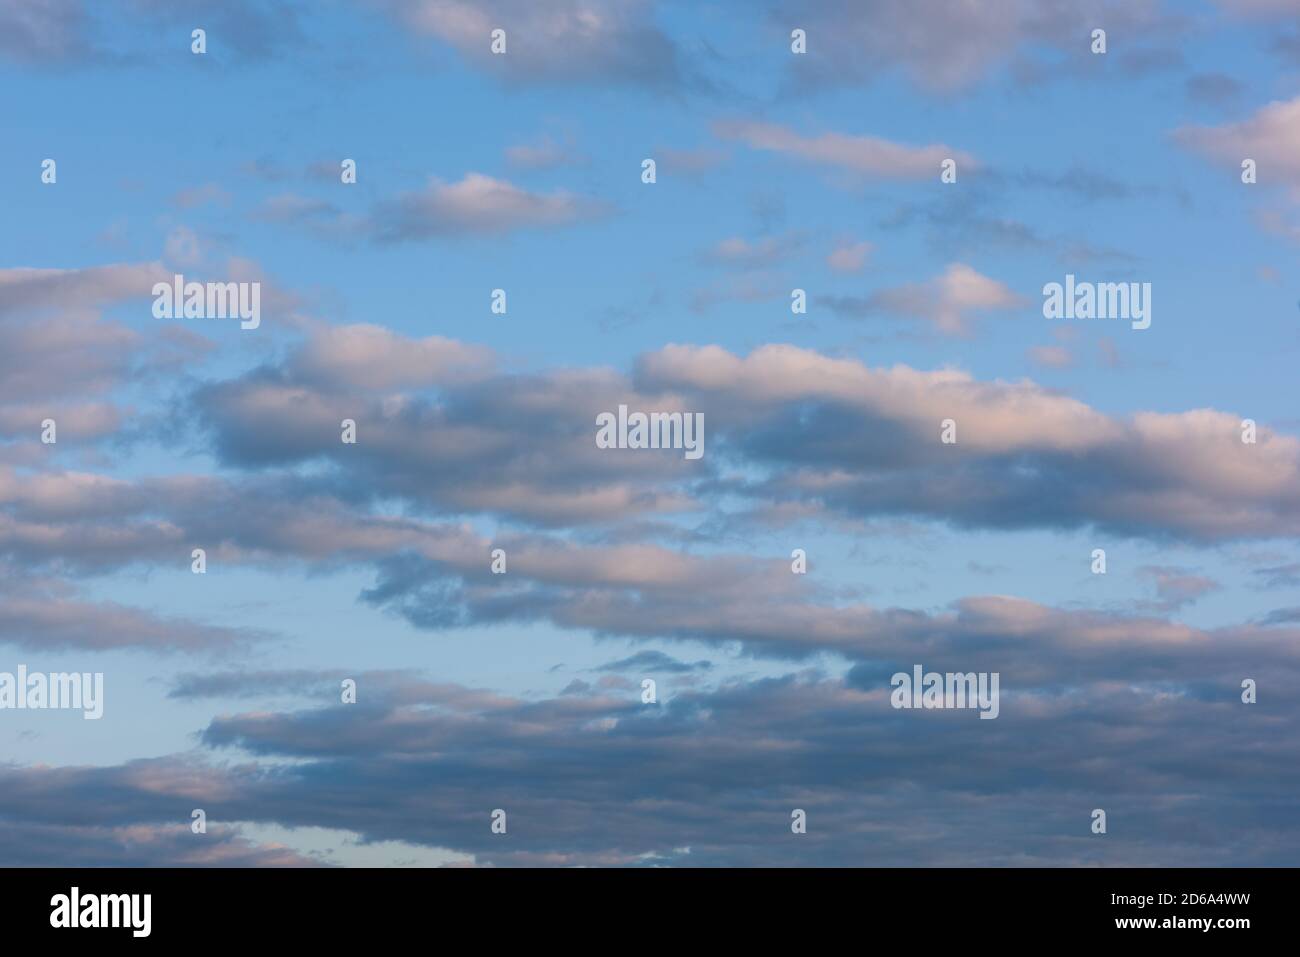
(1185, 72, 1243, 105)
(16, 322, 1291, 548)
(370, 173, 611, 242)
(0, 263, 170, 318)
(0, 579, 269, 653)
(1272, 32, 1300, 64)
(714, 119, 975, 179)
(699, 233, 806, 270)
(0, 0, 92, 64)
(772, 0, 1175, 94)
(259, 175, 612, 244)
(596, 650, 712, 673)
(1253, 563, 1300, 588)
(3, 669, 1297, 865)
(0, 0, 308, 66)
(633, 342, 1300, 541)
(815, 263, 1025, 336)
(1261, 607, 1300, 625)
(1136, 565, 1222, 612)
(1174, 94, 1300, 194)
(12, 457, 1292, 681)
(125, 0, 308, 62)
(0, 820, 321, 867)
(505, 134, 587, 170)
(375, 0, 687, 89)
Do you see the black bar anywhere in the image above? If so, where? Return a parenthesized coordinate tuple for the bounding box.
(0, 867, 1282, 943)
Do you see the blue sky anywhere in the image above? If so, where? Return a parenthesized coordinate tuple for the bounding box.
(0, 0, 1298, 866)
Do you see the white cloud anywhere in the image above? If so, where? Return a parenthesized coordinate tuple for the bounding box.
(372, 173, 608, 241)
(714, 120, 974, 180)
(1175, 94, 1300, 195)
(827, 240, 873, 274)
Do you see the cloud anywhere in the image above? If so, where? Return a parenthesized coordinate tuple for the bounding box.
(826, 240, 873, 274)
(1013, 166, 1135, 202)
(699, 233, 804, 270)
(253, 174, 610, 244)
(291, 323, 493, 389)
(6, 0, 1297, 873)
(1184, 72, 1242, 105)
(1253, 562, 1300, 588)
(0, 0, 310, 66)
(0, 0, 91, 64)
(1253, 207, 1300, 243)
(773, 0, 1172, 93)
(635, 342, 1300, 540)
(1117, 45, 1184, 77)
(0, 582, 267, 653)
(817, 263, 1025, 335)
(1136, 566, 1222, 612)
(1272, 30, 1300, 64)
(12, 448, 1296, 669)
(1027, 344, 1074, 369)
(714, 120, 974, 180)
(4, 659, 1298, 865)
(124, 0, 307, 62)
(689, 275, 786, 312)
(1261, 607, 1300, 625)
(655, 146, 728, 177)
(169, 668, 516, 711)
(377, 0, 685, 88)
(0, 262, 211, 445)
(1210, 0, 1300, 16)
(170, 183, 232, 209)
(505, 134, 586, 169)
(1174, 94, 1300, 196)
(188, 343, 701, 526)
(146, 325, 1300, 541)
(4, 311, 1290, 548)
(0, 402, 121, 443)
(0, 820, 320, 867)
(595, 650, 712, 674)
(0, 263, 170, 318)
(370, 173, 610, 242)
(0, 314, 139, 403)
(252, 194, 347, 230)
